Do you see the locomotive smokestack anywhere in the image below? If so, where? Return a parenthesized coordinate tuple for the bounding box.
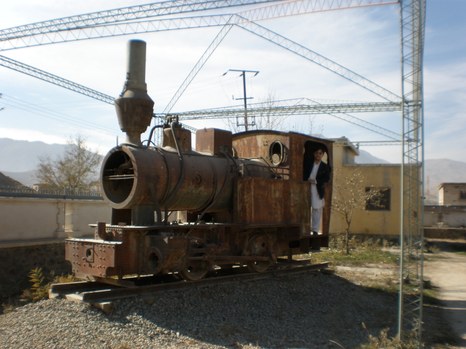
(115, 39, 154, 145)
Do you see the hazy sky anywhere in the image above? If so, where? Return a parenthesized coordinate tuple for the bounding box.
(0, 0, 464, 163)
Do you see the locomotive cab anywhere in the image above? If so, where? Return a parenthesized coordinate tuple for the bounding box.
(232, 130, 332, 251)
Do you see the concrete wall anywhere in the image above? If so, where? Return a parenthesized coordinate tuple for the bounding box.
(424, 205, 466, 228)
(0, 196, 111, 243)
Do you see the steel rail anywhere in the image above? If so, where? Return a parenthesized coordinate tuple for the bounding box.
(50, 261, 329, 304)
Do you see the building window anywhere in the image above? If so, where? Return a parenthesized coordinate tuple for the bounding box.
(365, 187, 391, 211)
(460, 191, 466, 200)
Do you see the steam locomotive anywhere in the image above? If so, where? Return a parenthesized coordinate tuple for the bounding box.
(65, 40, 332, 282)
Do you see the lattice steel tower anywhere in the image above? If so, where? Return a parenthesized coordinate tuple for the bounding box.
(398, 0, 426, 344)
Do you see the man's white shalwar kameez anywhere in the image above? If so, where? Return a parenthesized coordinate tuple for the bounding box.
(309, 161, 324, 233)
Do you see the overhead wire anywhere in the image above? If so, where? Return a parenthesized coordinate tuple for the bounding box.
(0, 93, 116, 135)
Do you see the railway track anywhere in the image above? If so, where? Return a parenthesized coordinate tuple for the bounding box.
(49, 259, 329, 312)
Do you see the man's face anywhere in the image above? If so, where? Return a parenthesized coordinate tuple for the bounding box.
(314, 149, 323, 162)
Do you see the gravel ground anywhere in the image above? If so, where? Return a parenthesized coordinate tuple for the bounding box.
(0, 270, 400, 349)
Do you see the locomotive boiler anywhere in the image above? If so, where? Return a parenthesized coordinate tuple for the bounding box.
(65, 40, 332, 281)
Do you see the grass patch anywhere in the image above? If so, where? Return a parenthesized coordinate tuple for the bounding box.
(311, 234, 399, 267)
(308, 235, 401, 293)
(313, 248, 398, 267)
(358, 328, 419, 349)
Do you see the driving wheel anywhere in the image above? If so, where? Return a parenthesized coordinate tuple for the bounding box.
(180, 259, 210, 281)
(247, 234, 272, 273)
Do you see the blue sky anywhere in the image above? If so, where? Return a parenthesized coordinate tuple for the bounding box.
(0, 1, 464, 164)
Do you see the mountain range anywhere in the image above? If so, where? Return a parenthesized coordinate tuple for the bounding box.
(1, 137, 465, 204)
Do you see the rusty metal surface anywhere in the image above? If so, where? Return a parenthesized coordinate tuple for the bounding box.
(114, 40, 154, 145)
(236, 177, 290, 224)
(232, 130, 332, 240)
(65, 239, 120, 278)
(66, 227, 151, 278)
(66, 222, 324, 281)
(233, 131, 290, 160)
(196, 128, 233, 156)
(162, 125, 191, 152)
(101, 145, 235, 212)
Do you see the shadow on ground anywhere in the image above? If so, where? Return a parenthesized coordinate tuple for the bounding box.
(105, 270, 455, 348)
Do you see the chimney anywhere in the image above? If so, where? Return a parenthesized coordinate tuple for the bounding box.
(114, 39, 154, 145)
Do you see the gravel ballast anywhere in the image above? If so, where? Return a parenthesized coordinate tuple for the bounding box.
(0, 271, 399, 349)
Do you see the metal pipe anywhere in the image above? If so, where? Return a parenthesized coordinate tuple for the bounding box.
(125, 39, 147, 92)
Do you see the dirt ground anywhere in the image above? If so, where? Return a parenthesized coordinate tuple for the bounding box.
(423, 240, 466, 348)
(332, 241, 466, 348)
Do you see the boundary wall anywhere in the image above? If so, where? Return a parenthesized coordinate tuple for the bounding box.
(0, 194, 111, 297)
(424, 205, 466, 228)
(424, 205, 466, 240)
(0, 194, 111, 243)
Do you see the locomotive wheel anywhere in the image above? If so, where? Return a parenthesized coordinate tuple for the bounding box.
(247, 235, 272, 273)
(180, 260, 210, 281)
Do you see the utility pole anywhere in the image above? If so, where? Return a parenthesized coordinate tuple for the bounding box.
(0, 93, 4, 111)
(223, 69, 259, 131)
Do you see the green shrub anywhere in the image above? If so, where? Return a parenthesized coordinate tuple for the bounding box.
(27, 267, 49, 302)
(24, 267, 77, 302)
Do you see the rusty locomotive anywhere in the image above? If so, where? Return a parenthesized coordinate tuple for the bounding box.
(65, 40, 332, 282)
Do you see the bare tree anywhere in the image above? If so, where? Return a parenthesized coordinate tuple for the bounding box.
(36, 136, 102, 193)
(224, 92, 289, 132)
(253, 92, 288, 130)
(331, 167, 381, 254)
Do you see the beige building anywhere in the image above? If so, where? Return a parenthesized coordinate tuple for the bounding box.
(438, 183, 466, 206)
(329, 137, 401, 237)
